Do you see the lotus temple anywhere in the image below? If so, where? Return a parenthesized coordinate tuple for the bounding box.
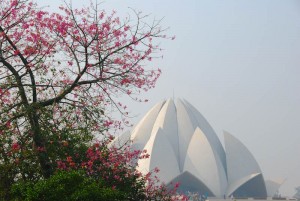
(112, 98, 282, 198)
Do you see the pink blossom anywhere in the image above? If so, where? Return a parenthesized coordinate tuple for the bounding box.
(11, 142, 20, 151)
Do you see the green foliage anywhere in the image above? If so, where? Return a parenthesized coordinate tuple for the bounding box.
(10, 170, 127, 201)
(0, 124, 91, 200)
(0, 163, 14, 199)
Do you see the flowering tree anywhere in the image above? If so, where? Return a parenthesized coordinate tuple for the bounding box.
(0, 0, 167, 183)
(10, 138, 188, 200)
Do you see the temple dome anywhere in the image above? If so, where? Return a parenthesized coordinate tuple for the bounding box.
(112, 98, 267, 198)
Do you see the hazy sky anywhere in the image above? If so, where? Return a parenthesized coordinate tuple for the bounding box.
(36, 0, 300, 196)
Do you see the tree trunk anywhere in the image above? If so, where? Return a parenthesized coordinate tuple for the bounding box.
(28, 109, 53, 178)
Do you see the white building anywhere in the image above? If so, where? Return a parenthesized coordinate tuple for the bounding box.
(294, 186, 300, 199)
(113, 98, 268, 198)
(265, 179, 285, 197)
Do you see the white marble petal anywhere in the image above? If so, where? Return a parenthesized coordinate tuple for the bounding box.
(184, 127, 227, 197)
(224, 131, 265, 196)
(151, 99, 179, 164)
(130, 100, 165, 151)
(137, 128, 180, 184)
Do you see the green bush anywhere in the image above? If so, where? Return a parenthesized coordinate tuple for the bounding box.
(11, 170, 127, 201)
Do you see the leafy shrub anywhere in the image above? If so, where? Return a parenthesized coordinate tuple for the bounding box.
(10, 170, 126, 201)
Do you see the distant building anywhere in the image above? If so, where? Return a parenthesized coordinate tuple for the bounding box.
(265, 179, 285, 197)
(294, 186, 300, 199)
(112, 99, 268, 198)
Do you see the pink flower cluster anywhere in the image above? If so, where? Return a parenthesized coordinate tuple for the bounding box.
(56, 138, 188, 200)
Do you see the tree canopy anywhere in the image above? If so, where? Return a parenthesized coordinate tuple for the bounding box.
(0, 1, 189, 200)
(0, 0, 166, 178)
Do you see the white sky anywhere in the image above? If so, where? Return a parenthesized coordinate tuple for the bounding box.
(36, 0, 300, 196)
